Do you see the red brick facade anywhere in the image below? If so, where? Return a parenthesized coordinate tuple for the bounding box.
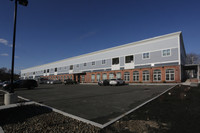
(42, 65, 181, 83)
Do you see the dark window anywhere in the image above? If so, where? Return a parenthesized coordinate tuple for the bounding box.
(143, 52, 150, 59)
(47, 69, 49, 73)
(92, 61, 95, 65)
(84, 63, 87, 66)
(44, 70, 46, 73)
(112, 57, 119, 65)
(33, 72, 35, 75)
(55, 68, 57, 72)
(125, 55, 134, 63)
(102, 59, 106, 64)
(70, 65, 73, 70)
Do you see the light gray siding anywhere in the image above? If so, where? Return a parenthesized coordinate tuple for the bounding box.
(135, 48, 179, 65)
(21, 32, 184, 78)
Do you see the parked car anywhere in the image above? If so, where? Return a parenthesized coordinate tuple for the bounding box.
(0, 81, 4, 87)
(98, 79, 110, 86)
(3, 79, 38, 90)
(38, 78, 49, 84)
(109, 78, 125, 86)
(64, 79, 77, 85)
(49, 80, 62, 84)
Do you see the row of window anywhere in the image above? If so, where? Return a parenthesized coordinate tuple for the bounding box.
(26, 49, 171, 75)
(91, 69, 175, 82)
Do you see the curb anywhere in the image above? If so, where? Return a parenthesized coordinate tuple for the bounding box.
(0, 126, 4, 133)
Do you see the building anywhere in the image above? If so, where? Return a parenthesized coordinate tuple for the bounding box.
(21, 31, 189, 83)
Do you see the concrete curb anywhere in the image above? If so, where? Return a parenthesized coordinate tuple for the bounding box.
(0, 126, 4, 133)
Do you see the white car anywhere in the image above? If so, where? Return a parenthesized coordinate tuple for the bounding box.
(109, 78, 125, 86)
(50, 80, 62, 84)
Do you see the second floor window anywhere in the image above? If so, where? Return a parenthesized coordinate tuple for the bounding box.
(112, 57, 119, 65)
(55, 68, 57, 72)
(143, 53, 150, 59)
(70, 65, 73, 70)
(102, 59, 106, 64)
(125, 55, 134, 63)
(162, 49, 171, 56)
(92, 61, 95, 65)
(84, 63, 87, 66)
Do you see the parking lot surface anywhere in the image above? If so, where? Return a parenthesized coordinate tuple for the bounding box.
(15, 84, 173, 124)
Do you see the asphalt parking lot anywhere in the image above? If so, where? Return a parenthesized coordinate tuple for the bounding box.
(15, 84, 173, 124)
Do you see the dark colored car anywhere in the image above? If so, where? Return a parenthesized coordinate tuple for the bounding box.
(3, 79, 38, 90)
(64, 79, 77, 85)
(98, 79, 110, 86)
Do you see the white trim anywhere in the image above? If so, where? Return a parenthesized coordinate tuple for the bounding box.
(178, 36, 181, 65)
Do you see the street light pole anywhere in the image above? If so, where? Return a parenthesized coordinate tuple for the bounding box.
(10, 0, 18, 93)
(10, 0, 28, 93)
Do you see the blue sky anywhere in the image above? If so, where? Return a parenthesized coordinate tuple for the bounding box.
(0, 0, 200, 73)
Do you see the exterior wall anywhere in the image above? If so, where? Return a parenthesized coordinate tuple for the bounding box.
(21, 32, 185, 83)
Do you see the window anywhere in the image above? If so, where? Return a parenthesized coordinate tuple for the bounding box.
(91, 74, 95, 82)
(92, 61, 95, 66)
(81, 75, 85, 82)
(70, 75, 72, 79)
(84, 63, 87, 66)
(133, 71, 139, 81)
(166, 69, 175, 81)
(97, 74, 101, 81)
(55, 68, 57, 72)
(124, 72, 130, 81)
(153, 69, 161, 81)
(162, 49, 171, 56)
(143, 52, 150, 59)
(70, 65, 73, 70)
(102, 73, 107, 80)
(76, 64, 79, 67)
(33, 72, 35, 75)
(116, 72, 121, 79)
(112, 57, 119, 65)
(102, 59, 106, 64)
(47, 69, 49, 73)
(125, 55, 134, 63)
(44, 70, 46, 73)
(109, 73, 114, 79)
(143, 70, 150, 81)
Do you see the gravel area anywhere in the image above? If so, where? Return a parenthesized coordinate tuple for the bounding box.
(0, 85, 200, 133)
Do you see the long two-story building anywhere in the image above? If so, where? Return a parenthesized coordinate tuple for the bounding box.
(21, 31, 188, 83)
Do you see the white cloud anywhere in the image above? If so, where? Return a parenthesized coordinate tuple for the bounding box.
(15, 56, 19, 58)
(0, 53, 9, 56)
(0, 38, 8, 46)
(0, 38, 12, 47)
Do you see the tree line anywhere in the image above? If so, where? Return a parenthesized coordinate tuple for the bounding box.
(0, 67, 19, 82)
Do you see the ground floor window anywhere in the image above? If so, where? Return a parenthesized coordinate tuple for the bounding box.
(97, 74, 101, 81)
(81, 75, 85, 82)
(153, 69, 161, 81)
(109, 73, 114, 79)
(91, 74, 95, 82)
(143, 70, 150, 81)
(166, 69, 175, 81)
(116, 72, 121, 79)
(133, 71, 139, 81)
(124, 72, 130, 81)
(102, 73, 107, 80)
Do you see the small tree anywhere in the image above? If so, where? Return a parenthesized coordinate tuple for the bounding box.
(186, 53, 200, 64)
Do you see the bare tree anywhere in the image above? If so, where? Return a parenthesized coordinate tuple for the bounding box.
(186, 53, 200, 64)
